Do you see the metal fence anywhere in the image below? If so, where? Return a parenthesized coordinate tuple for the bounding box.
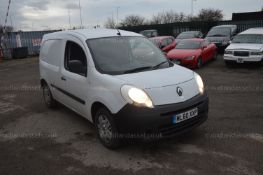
(120, 20, 263, 37)
(0, 30, 59, 59)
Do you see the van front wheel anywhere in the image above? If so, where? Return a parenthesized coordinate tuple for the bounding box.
(94, 108, 121, 149)
(42, 83, 57, 108)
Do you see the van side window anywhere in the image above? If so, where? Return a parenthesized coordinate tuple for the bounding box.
(65, 41, 87, 76)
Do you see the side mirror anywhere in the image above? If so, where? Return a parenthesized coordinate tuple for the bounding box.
(68, 60, 86, 75)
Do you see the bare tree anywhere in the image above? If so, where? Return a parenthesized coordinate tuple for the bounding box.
(193, 8, 223, 22)
(0, 25, 13, 33)
(106, 8, 223, 27)
(104, 17, 116, 29)
(119, 15, 145, 27)
(150, 10, 188, 24)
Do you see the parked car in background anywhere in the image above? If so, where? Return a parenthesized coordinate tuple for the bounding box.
(139, 29, 158, 38)
(150, 36, 176, 53)
(167, 39, 217, 69)
(40, 29, 208, 149)
(224, 28, 263, 65)
(205, 25, 237, 50)
(175, 31, 203, 43)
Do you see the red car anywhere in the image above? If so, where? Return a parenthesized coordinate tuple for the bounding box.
(150, 36, 176, 53)
(167, 39, 217, 69)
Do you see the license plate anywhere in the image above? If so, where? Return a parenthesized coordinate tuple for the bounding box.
(237, 58, 244, 63)
(173, 108, 198, 124)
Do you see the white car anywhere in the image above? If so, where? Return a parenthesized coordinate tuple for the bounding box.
(39, 29, 208, 149)
(224, 28, 263, 65)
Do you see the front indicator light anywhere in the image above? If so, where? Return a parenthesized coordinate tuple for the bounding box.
(194, 73, 204, 94)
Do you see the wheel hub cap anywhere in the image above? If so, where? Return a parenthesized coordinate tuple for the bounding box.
(97, 115, 113, 143)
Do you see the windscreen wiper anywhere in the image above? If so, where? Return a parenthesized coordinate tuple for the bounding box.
(123, 66, 152, 74)
(152, 60, 170, 70)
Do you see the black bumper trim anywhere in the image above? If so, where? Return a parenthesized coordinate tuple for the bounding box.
(113, 93, 209, 138)
(51, 84, 86, 105)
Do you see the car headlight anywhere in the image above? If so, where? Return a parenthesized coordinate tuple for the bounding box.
(250, 51, 263, 56)
(224, 50, 233, 55)
(121, 85, 154, 108)
(185, 56, 195, 60)
(194, 73, 204, 94)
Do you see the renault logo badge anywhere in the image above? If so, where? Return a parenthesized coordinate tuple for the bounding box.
(176, 87, 183, 96)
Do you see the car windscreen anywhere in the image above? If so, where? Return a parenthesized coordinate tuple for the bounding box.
(87, 36, 169, 75)
(207, 27, 231, 37)
(232, 34, 263, 44)
(149, 38, 160, 46)
(176, 32, 196, 39)
(175, 40, 201, 49)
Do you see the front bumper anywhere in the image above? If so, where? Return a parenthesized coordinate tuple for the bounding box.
(114, 93, 209, 138)
(224, 55, 263, 62)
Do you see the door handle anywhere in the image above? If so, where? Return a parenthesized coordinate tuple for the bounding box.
(61, 76, 66, 81)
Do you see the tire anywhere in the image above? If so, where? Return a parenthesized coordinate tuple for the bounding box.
(94, 107, 121, 149)
(197, 57, 203, 69)
(42, 83, 57, 108)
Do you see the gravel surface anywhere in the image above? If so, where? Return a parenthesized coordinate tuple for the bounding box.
(0, 56, 262, 175)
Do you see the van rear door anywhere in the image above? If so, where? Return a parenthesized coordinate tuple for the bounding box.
(40, 39, 68, 103)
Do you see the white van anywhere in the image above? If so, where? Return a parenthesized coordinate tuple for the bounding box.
(39, 29, 209, 149)
(224, 28, 263, 65)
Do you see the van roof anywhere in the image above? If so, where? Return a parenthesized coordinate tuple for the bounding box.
(239, 28, 263, 35)
(43, 28, 141, 40)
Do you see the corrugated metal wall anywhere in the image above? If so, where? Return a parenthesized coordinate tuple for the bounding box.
(0, 30, 59, 59)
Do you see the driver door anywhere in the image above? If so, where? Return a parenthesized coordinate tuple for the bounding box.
(61, 35, 89, 116)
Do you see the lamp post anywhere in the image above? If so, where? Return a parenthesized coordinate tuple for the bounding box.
(116, 6, 120, 26)
(78, 0, 83, 28)
(191, 0, 197, 16)
(68, 9, 71, 29)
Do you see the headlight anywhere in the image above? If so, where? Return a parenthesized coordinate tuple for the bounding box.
(224, 50, 233, 55)
(250, 51, 263, 56)
(121, 85, 154, 108)
(194, 73, 204, 94)
(185, 56, 195, 60)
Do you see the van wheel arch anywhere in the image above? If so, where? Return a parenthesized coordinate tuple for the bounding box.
(91, 102, 111, 123)
(40, 79, 48, 87)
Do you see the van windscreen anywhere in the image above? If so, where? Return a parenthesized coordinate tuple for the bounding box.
(86, 36, 169, 75)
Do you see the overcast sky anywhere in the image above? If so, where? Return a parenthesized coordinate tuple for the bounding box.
(0, 0, 262, 31)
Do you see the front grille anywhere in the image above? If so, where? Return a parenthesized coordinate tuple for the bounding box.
(234, 51, 249, 57)
(161, 101, 203, 116)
